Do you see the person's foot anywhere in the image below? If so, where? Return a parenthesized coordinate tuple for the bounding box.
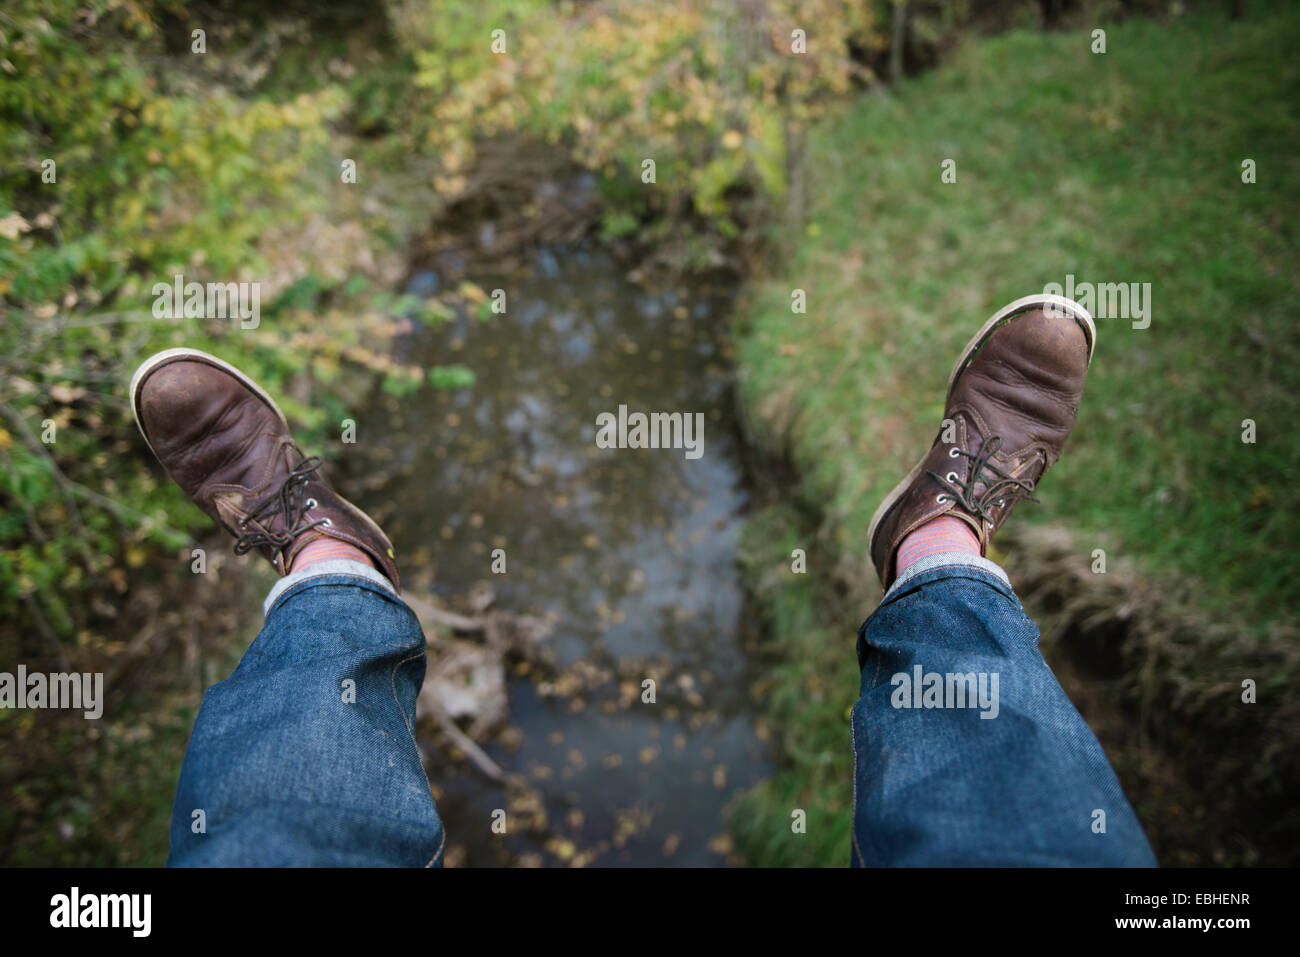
(129, 348, 400, 587)
(868, 294, 1095, 589)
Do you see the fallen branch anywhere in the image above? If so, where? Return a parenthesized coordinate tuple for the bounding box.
(402, 592, 490, 633)
(425, 699, 509, 784)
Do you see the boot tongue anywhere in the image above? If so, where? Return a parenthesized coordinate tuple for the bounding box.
(966, 431, 1002, 504)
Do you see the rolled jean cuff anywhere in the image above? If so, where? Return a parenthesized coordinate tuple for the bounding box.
(263, 557, 397, 616)
(883, 550, 1010, 602)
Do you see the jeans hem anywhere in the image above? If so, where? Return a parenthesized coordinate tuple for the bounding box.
(884, 551, 1009, 602)
(264, 558, 398, 616)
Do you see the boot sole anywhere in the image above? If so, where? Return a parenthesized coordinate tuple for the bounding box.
(865, 294, 1096, 571)
(128, 347, 290, 461)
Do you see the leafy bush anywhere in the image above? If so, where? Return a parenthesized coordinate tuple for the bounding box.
(0, 0, 451, 646)
(388, 0, 886, 250)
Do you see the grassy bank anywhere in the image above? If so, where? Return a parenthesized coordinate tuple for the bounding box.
(730, 3, 1300, 865)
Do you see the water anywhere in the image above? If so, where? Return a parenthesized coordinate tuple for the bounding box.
(358, 242, 769, 866)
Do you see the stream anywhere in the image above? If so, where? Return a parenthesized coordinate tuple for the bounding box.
(356, 240, 770, 866)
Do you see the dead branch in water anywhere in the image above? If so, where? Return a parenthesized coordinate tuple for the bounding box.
(403, 590, 552, 785)
(424, 698, 510, 784)
(403, 591, 553, 653)
(403, 592, 489, 633)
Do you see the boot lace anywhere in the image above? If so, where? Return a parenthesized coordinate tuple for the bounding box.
(233, 456, 327, 555)
(926, 435, 1038, 524)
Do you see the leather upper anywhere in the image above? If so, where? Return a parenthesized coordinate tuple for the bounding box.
(134, 356, 400, 587)
(870, 307, 1090, 588)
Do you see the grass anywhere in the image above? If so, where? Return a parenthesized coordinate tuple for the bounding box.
(730, 3, 1300, 865)
(728, 505, 859, 866)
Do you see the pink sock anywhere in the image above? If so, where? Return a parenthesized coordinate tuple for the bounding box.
(895, 515, 980, 575)
(289, 537, 378, 574)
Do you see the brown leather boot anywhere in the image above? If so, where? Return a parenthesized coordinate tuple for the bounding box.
(129, 348, 399, 588)
(868, 294, 1095, 589)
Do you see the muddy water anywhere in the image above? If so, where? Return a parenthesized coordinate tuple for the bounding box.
(360, 242, 769, 866)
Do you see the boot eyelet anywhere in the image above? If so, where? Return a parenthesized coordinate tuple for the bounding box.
(948, 447, 960, 458)
(936, 494, 950, 505)
(305, 498, 317, 510)
(945, 471, 958, 483)
(321, 518, 333, 527)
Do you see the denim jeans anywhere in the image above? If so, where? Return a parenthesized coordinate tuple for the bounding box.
(168, 563, 444, 866)
(170, 555, 1154, 867)
(850, 554, 1157, 866)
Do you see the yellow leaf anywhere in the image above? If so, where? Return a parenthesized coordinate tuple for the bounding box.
(458, 281, 487, 303)
(0, 212, 31, 240)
